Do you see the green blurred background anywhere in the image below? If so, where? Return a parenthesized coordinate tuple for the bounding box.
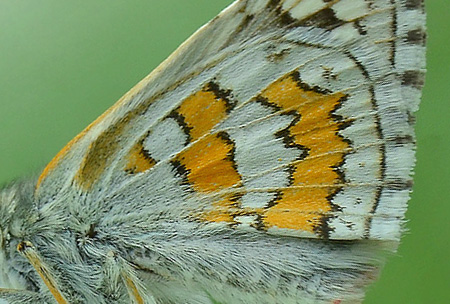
(0, 1, 448, 303)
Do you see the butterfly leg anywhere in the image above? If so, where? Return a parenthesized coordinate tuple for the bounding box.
(17, 241, 68, 304)
(104, 251, 156, 304)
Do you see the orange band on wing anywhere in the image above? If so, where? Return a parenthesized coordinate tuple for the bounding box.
(124, 141, 156, 174)
(123, 82, 233, 176)
(195, 72, 349, 235)
(261, 72, 348, 232)
(201, 195, 237, 223)
(174, 132, 241, 193)
(177, 82, 231, 141)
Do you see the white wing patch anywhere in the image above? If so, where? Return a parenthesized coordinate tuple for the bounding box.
(332, 0, 370, 21)
(286, 0, 329, 20)
(143, 118, 189, 161)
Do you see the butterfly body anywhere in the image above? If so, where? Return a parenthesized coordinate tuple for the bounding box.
(0, 0, 425, 303)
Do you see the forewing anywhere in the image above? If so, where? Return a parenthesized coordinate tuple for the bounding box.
(35, 0, 426, 241)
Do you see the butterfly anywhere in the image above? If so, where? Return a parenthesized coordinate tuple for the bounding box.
(0, 0, 426, 303)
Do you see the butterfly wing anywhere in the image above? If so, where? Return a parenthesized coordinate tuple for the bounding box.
(36, 0, 425, 242)
(31, 0, 425, 302)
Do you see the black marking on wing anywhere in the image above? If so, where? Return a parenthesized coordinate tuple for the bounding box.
(255, 95, 309, 160)
(167, 110, 193, 145)
(255, 96, 283, 112)
(205, 81, 237, 113)
(296, 8, 345, 31)
(316, 95, 352, 240)
(125, 136, 157, 175)
(340, 50, 387, 239)
(401, 70, 426, 89)
(389, 0, 397, 67)
(386, 179, 414, 191)
(353, 20, 368, 35)
(407, 29, 427, 45)
(405, 0, 425, 10)
(170, 159, 192, 190)
(238, 14, 255, 32)
(265, 190, 284, 209)
(391, 135, 416, 145)
(291, 70, 332, 95)
(217, 131, 239, 172)
(275, 112, 309, 160)
(267, 0, 346, 31)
